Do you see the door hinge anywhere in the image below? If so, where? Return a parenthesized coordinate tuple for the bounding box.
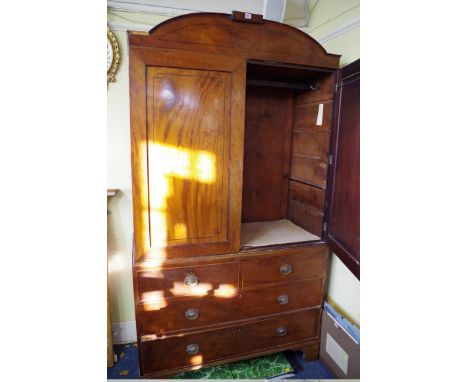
(323, 221, 327, 232)
(328, 154, 333, 165)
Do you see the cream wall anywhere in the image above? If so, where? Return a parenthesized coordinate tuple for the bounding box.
(107, 0, 360, 329)
(107, 16, 168, 324)
(107, 28, 135, 323)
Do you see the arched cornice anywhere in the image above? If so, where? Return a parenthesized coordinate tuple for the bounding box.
(129, 13, 340, 69)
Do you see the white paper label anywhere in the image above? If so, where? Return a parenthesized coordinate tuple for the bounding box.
(316, 103, 324, 126)
(326, 333, 349, 374)
(245, 12, 252, 19)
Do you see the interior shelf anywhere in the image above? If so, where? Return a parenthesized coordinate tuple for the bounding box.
(241, 219, 321, 248)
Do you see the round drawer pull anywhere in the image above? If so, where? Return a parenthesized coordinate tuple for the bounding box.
(185, 308, 199, 320)
(279, 264, 292, 275)
(277, 294, 289, 305)
(186, 343, 200, 355)
(184, 272, 199, 287)
(276, 326, 288, 337)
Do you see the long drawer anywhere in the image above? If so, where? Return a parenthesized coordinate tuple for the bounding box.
(140, 293, 239, 335)
(140, 309, 320, 375)
(139, 278, 323, 335)
(137, 261, 239, 300)
(242, 246, 326, 287)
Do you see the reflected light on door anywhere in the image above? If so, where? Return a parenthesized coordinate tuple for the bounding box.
(170, 282, 213, 297)
(141, 291, 168, 311)
(213, 284, 238, 298)
(190, 355, 203, 367)
(148, 143, 216, 184)
(145, 142, 217, 245)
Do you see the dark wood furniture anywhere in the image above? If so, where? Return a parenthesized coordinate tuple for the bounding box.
(128, 12, 359, 378)
(327, 60, 360, 279)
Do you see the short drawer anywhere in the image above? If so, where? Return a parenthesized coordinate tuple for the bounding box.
(242, 246, 326, 287)
(140, 309, 320, 376)
(137, 261, 239, 300)
(241, 278, 323, 317)
(140, 293, 240, 335)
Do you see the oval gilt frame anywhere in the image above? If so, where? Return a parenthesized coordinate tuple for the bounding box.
(107, 26, 120, 84)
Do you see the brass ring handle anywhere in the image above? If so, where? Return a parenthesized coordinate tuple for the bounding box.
(184, 272, 199, 287)
(186, 343, 200, 355)
(277, 294, 289, 305)
(276, 326, 288, 336)
(185, 308, 199, 320)
(279, 264, 292, 275)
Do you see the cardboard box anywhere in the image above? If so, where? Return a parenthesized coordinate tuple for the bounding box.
(319, 303, 360, 379)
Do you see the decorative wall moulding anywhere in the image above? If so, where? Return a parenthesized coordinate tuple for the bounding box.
(107, 0, 197, 16)
(107, 1, 359, 45)
(107, 20, 153, 32)
(315, 17, 360, 44)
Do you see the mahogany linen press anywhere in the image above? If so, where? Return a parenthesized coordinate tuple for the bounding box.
(128, 12, 360, 378)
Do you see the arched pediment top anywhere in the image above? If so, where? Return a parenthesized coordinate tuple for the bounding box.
(129, 13, 340, 69)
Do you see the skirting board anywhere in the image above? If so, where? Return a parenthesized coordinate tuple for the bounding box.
(111, 320, 137, 344)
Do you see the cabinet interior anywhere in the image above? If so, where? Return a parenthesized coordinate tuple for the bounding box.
(241, 61, 334, 248)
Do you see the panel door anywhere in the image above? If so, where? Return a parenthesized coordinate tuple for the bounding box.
(130, 49, 245, 260)
(326, 59, 360, 279)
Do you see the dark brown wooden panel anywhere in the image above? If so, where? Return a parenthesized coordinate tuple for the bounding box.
(288, 199, 323, 236)
(247, 61, 331, 85)
(140, 309, 320, 375)
(294, 102, 333, 130)
(288, 180, 325, 211)
(292, 130, 330, 161)
(295, 73, 335, 104)
(242, 86, 293, 222)
(242, 247, 326, 287)
(290, 155, 328, 188)
(326, 59, 360, 279)
(288, 180, 325, 236)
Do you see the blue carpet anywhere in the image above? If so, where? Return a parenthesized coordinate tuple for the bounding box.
(107, 343, 139, 379)
(107, 343, 334, 379)
(284, 351, 334, 379)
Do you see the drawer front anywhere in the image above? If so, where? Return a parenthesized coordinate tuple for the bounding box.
(242, 247, 326, 287)
(141, 309, 319, 375)
(241, 278, 323, 317)
(137, 261, 239, 300)
(140, 293, 240, 335)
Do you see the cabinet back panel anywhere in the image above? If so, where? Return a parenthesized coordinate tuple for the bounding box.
(242, 87, 293, 222)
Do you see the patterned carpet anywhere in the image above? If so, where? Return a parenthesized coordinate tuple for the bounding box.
(107, 343, 333, 380)
(174, 352, 293, 379)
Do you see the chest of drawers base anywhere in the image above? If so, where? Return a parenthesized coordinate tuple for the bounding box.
(133, 243, 328, 378)
(143, 338, 321, 379)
